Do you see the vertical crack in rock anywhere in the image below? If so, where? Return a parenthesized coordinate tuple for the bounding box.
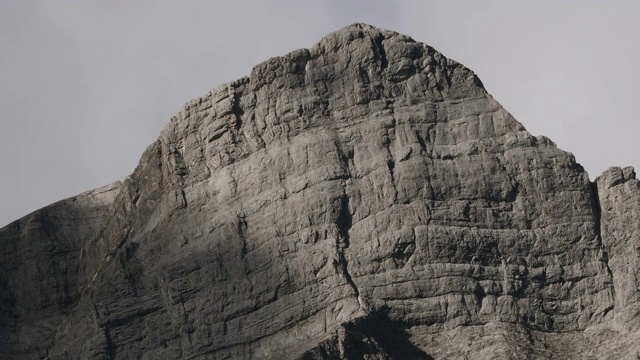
(172, 147, 189, 178)
(237, 212, 248, 258)
(383, 125, 398, 203)
(334, 142, 361, 301)
(590, 181, 615, 298)
(336, 194, 352, 248)
(386, 158, 398, 204)
(375, 35, 388, 72)
(231, 91, 244, 132)
(171, 147, 189, 209)
(229, 79, 248, 143)
(180, 189, 188, 209)
(415, 130, 427, 153)
(93, 305, 117, 360)
(365, 26, 388, 73)
(105, 326, 116, 360)
(335, 193, 360, 299)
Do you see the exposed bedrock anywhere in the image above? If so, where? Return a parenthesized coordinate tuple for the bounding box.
(1, 23, 638, 359)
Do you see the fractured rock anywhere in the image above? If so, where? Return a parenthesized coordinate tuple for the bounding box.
(1, 23, 639, 359)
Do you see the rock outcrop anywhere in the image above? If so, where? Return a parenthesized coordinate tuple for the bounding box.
(1, 23, 639, 359)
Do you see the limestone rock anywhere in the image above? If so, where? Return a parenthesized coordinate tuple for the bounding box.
(1, 23, 639, 359)
(0, 181, 121, 359)
(596, 166, 640, 328)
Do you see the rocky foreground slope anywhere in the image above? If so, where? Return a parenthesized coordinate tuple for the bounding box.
(2, 24, 640, 359)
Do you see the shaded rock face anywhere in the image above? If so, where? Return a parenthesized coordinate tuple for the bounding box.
(1, 24, 639, 359)
(0, 182, 121, 358)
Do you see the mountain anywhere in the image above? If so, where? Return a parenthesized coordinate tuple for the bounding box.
(1, 23, 639, 359)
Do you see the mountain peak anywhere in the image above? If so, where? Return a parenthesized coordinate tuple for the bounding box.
(327, 22, 412, 41)
(2, 24, 640, 359)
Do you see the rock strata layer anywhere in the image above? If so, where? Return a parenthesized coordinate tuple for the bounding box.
(1, 24, 639, 359)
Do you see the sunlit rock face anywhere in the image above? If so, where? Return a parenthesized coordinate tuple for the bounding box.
(2, 24, 639, 359)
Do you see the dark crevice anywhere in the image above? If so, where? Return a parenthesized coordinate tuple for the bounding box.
(336, 262, 358, 296)
(171, 147, 189, 210)
(504, 181, 520, 204)
(237, 214, 248, 257)
(232, 92, 244, 131)
(171, 146, 189, 179)
(335, 194, 359, 298)
(332, 142, 360, 298)
(113, 227, 132, 257)
(370, 33, 388, 72)
(105, 306, 163, 329)
(386, 158, 395, 185)
(376, 37, 388, 71)
(391, 241, 416, 268)
(131, 193, 140, 206)
(357, 65, 370, 85)
(180, 189, 188, 209)
(94, 304, 118, 360)
(207, 131, 226, 143)
(301, 309, 433, 359)
(105, 326, 116, 360)
(601, 304, 615, 319)
(415, 130, 427, 152)
(125, 272, 139, 297)
(335, 256, 360, 299)
(336, 194, 352, 248)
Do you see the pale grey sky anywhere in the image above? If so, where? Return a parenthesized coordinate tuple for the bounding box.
(1, 1, 639, 227)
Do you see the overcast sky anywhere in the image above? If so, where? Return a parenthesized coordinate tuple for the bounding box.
(1, 1, 639, 227)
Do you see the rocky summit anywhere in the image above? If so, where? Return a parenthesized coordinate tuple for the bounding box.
(1, 23, 639, 359)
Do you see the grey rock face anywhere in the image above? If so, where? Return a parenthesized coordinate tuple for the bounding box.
(1, 23, 639, 359)
(0, 181, 121, 359)
(596, 167, 640, 326)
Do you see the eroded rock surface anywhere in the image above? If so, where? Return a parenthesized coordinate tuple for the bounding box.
(0, 181, 121, 359)
(1, 23, 639, 359)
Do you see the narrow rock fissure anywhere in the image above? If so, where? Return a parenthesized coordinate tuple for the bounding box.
(231, 91, 244, 131)
(237, 215, 248, 257)
(365, 27, 388, 73)
(93, 304, 117, 360)
(590, 181, 616, 300)
(415, 130, 427, 152)
(336, 194, 352, 248)
(386, 158, 395, 185)
(172, 148, 188, 177)
(382, 127, 399, 203)
(105, 326, 117, 360)
(105, 306, 163, 329)
(375, 34, 388, 71)
(180, 189, 188, 209)
(336, 193, 360, 298)
(170, 146, 189, 210)
(386, 157, 398, 203)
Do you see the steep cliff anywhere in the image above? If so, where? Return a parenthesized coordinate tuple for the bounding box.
(1, 23, 639, 359)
